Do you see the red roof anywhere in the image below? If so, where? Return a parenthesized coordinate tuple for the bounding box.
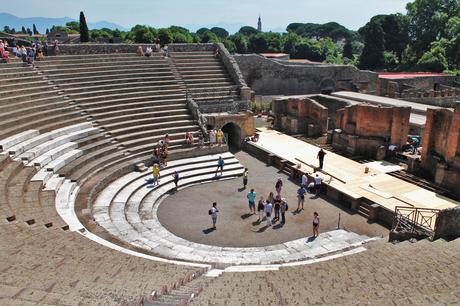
(378, 72, 450, 79)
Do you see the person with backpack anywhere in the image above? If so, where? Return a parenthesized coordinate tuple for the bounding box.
(280, 198, 288, 225)
(297, 185, 307, 211)
(246, 189, 257, 214)
(209, 202, 219, 230)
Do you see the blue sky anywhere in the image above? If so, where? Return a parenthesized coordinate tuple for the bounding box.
(2, 0, 410, 32)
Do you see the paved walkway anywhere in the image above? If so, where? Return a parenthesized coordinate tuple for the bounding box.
(159, 151, 388, 247)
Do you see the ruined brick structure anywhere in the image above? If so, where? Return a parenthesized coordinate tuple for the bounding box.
(421, 107, 460, 195)
(272, 96, 328, 135)
(332, 104, 411, 157)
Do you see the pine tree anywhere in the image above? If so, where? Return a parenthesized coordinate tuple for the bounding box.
(33, 24, 39, 35)
(358, 22, 385, 70)
(79, 11, 90, 42)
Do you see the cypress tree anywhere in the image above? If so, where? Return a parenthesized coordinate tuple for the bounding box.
(343, 39, 353, 59)
(79, 11, 90, 42)
(21, 26, 26, 34)
(33, 24, 39, 35)
(46, 28, 50, 35)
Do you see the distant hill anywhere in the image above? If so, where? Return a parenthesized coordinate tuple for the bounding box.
(0, 12, 128, 33)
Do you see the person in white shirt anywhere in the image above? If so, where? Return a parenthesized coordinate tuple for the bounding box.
(301, 173, 308, 187)
(264, 200, 273, 227)
(314, 174, 322, 195)
(210, 202, 219, 229)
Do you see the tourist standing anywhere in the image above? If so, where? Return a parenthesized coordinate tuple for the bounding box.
(257, 197, 265, 222)
(209, 130, 216, 146)
(210, 202, 219, 229)
(268, 191, 275, 205)
(264, 200, 273, 227)
(273, 195, 281, 222)
(172, 171, 180, 191)
(198, 133, 204, 147)
(187, 132, 194, 145)
(275, 179, 283, 196)
(312, 212, 320, 237)
(216, 129, 224, 146)
(246, 189, 257, 214)
(136, 46, 144, 56)
(242, 168, 249, 188)
(280, 198, 288, 225)
(297, 185, 306, 211)
(215, 156, 224, 176)
(163, 44, 169, 57)
(317, 149, 326, 170)
(301, 173, 308, 188)
(314, 174, 322, 195)
(152, 163, 160, 186)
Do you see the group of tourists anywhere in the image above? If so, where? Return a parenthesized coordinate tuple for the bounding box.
(136, 41, 169, 58)
(0, 38, 49, 65)
(185, 129, 225, 147)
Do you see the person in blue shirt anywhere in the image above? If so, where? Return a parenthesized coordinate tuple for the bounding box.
(247, 189, 257, 214)
(215, 156, 225, 176)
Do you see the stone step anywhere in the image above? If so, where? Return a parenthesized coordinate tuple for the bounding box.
(45, 149, 83, 172)
(56, 76, 178, 88)
(43, 63, 172, 74)
(0, 130, 39, 153)
(101, 114, 193, 130)
(85, 101, 187, 115)
(67, 86, 184, 100)
(88, 104, 188, 119)
(0, 88, 60, 104)
(76, 94, 186, 108)
(47, 67, 175, 80)
(0, 95, 64, 113)
(62, 81, 182, 95)
(0, 105, 76, 130)
(37, 57, 165, 66)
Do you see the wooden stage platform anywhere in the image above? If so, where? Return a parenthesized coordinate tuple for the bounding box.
(249, 129, 458, 217)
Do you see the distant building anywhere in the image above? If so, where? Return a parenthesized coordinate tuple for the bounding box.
(257, 15, 262, 32)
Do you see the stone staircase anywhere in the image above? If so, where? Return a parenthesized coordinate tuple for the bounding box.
(170, 51, 239, 104)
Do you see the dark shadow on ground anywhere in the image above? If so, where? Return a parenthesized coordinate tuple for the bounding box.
(272, 223, 283, 229)
(237, 187, 246, 192)
(202, 227, 216, 234)
(306, 236, 317, 243)
(240, 213, 253, 220)
(256, 225, 270, 233)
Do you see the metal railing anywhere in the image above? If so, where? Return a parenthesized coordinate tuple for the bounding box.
(392, 206, 440, 238)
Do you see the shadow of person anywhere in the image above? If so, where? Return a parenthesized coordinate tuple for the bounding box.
(256, 225, 270, 233)
(240, 213, 252, 220)
(252, 219, 262, 226)
(202, 227, 216, 234)
(306, 236, 317, 243)
(237, 187, 246, 192)
(272, 223, 283, 229)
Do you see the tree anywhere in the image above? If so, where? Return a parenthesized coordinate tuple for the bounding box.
(196, 27, 209, 36)
(358, 21, 385, 70)
(343, 39, 353, 59)
(79, 11, 90, 42)
(66, 21, 80, 32)
(283, 32, 301, 56)
(231, 33, 248, 53)
(3, 26, 11, 33)
(239, 26, 258, 37)
(46, 28, 50, 35)
(200, 31, 219, 43)
(210, 27, 229, 39)
(293, 40, 323, 61)
(128, 25, 156, 43)
(248, 33, 268, 53)
(21, 26, 26, 34)
(417, 42, 448, 72)
(32, 24, 39, 35)
(26, 28, 32, 36)
(158, 28, 173, 45)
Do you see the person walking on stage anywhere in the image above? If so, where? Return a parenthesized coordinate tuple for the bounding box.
(297, 185, 307, 211)
(280, 198, 288, 225)
(301, 172, 308, 188)
(215, 156, 224, 176)
(257, 197, 265, 222)
(314, 174, 322, 195)
(247, 188, 257, 214)
(312, 212, 320, 237)
(275, 178, 283, 196)
(317, 148, 326, 170)
(209, 202, 219, 230)
(242, 168, 249, 188)
(264, 200, 273, 227)
(152, 163, 160, 186)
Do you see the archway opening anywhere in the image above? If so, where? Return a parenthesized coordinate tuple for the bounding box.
(221, 122, 241, 149)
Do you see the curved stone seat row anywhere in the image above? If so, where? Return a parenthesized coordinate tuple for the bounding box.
(91, 153, 375, 266)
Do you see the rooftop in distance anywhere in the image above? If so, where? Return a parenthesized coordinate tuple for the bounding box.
(378, 72, 452, 79)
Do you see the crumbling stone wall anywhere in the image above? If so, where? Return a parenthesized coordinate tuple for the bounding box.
(272, 96, 328, 135)
(333, 104, 411, 157)
(421, 107, 460, 194)
(434, 207, 460, 240)
(233, 54, 378, 96)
